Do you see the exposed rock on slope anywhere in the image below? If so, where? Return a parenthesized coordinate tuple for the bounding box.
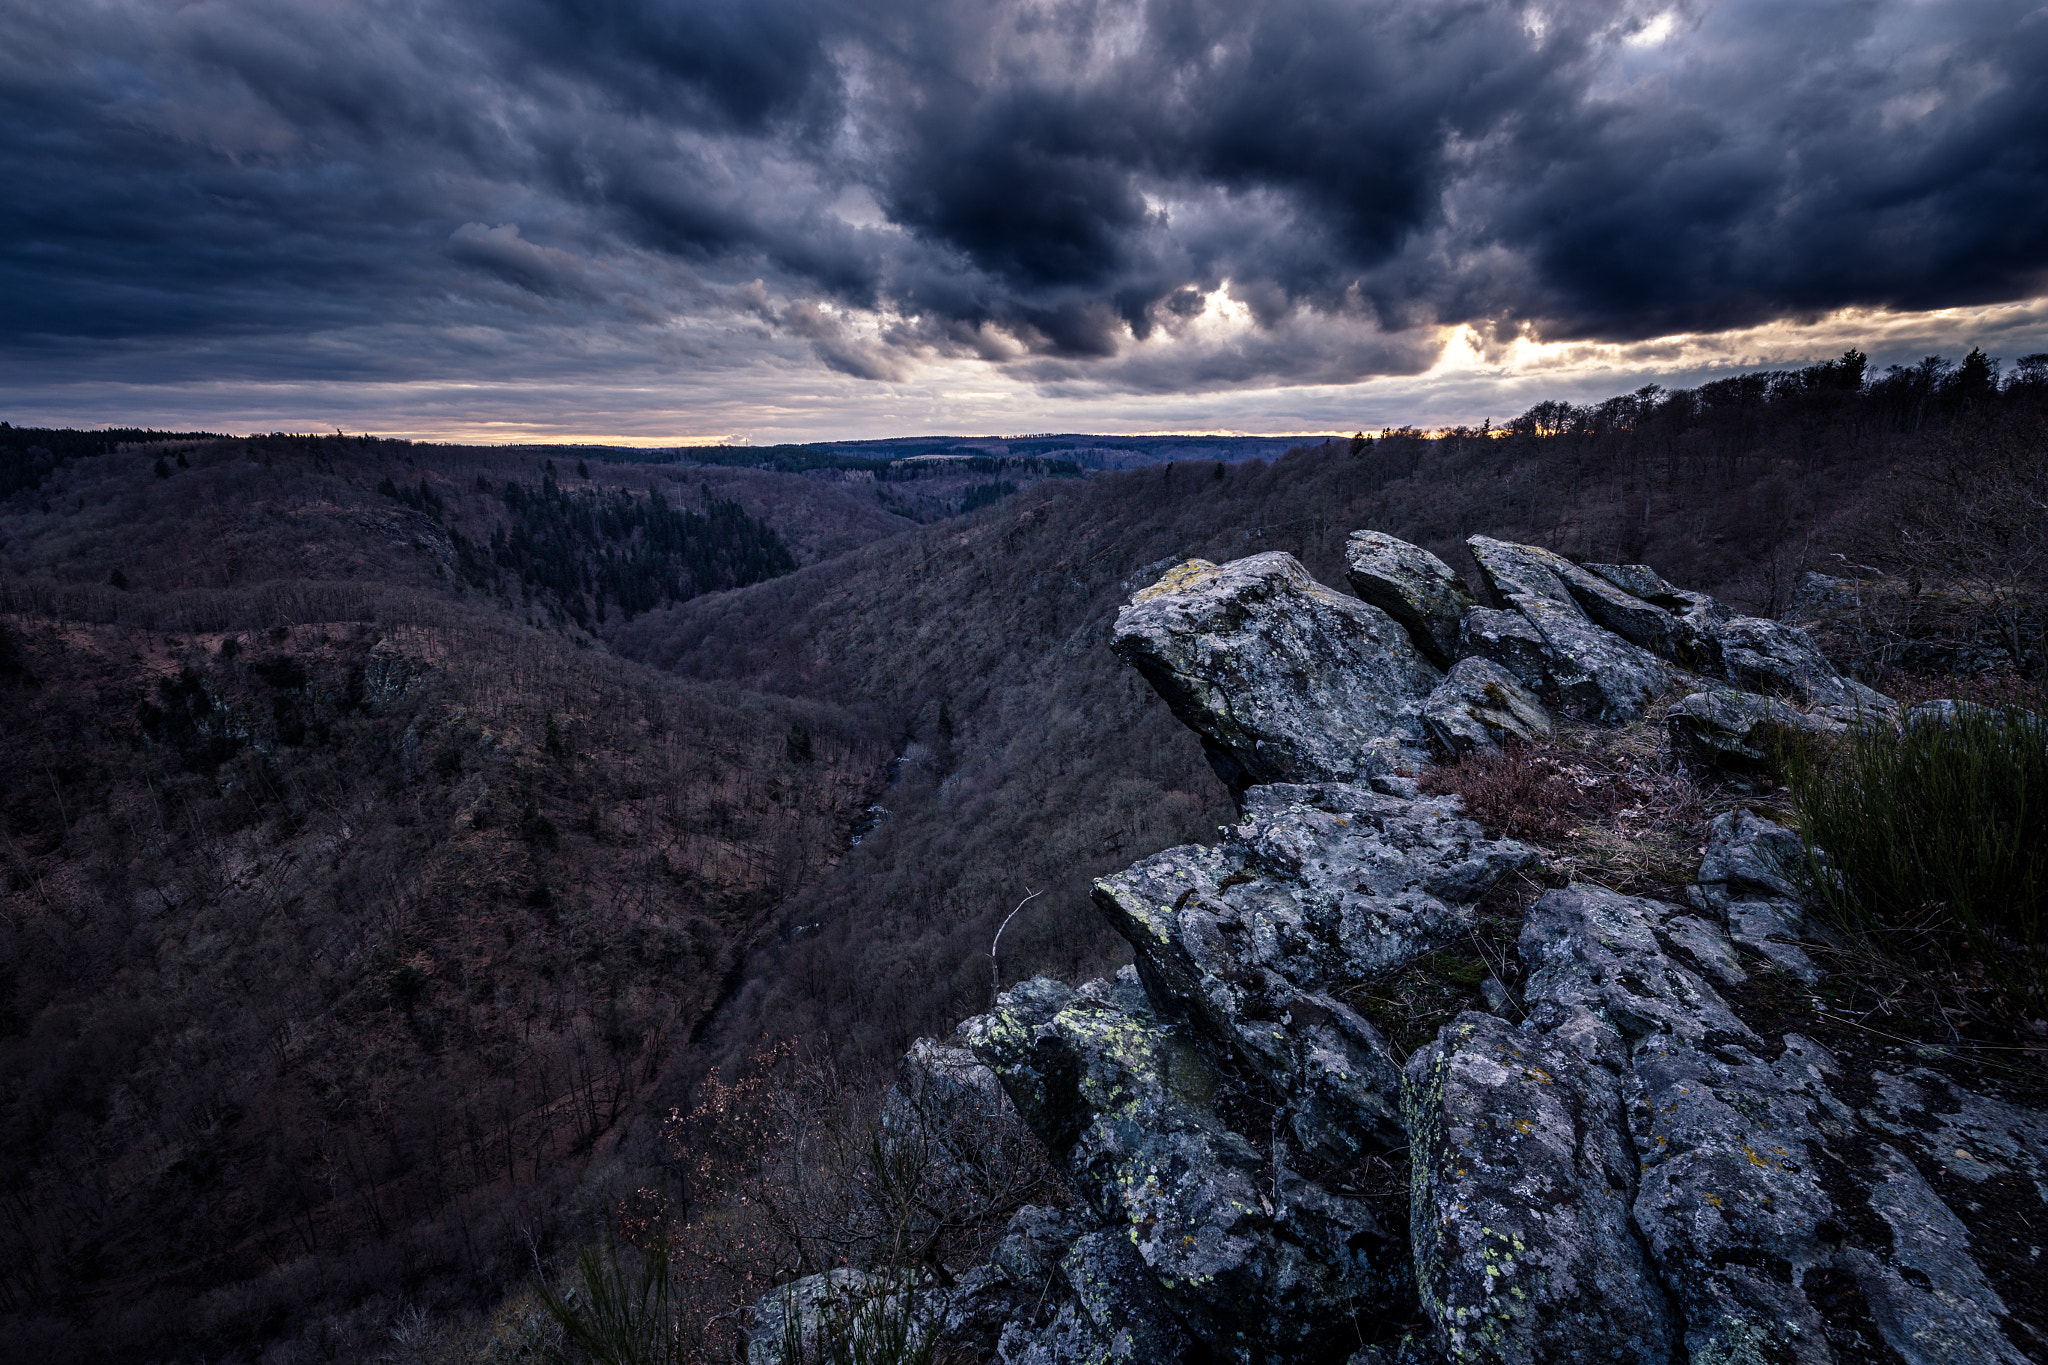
(1110, 552, 1440, 792)
(748, 531, 2045, 1365)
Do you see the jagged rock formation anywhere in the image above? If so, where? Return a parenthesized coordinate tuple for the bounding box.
(1110, 552, 1440, 792)
(747, 532, 2046, 1364)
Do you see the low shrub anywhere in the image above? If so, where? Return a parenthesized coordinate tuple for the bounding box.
(1784, 704, 2048, 998)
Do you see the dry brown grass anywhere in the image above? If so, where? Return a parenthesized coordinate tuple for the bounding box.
(1418, 701, 1720, 898)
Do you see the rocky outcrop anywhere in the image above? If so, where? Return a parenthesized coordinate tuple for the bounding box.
(753, 530, 2048, 1364)
(1420, 657, 1552, 755)
(1112, 553, 1440, 792)
(1714, 613, 1894, 714)
(963, 970, 1410, 1360)
(1665, 687, 1840, 772)
(1116, 532, 1883, 776)
(1466, 536, 1681, 723)
(1688, 808, 1822, 982)
(1344, 531, 1477, 667)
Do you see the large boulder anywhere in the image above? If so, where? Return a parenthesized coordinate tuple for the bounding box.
(1466, 537, 1677, 722)
(1665, 687, 1842, 773)
(1583, 562, 1729, 664)
(1343, 531, 1477, 667)
(1405, 1009, 1678, 1365)
(1465, 535, 1581, 609)
(962, 970, 1409, 1361)
(1456, 606, 1555, 693)
(1421, 656, 1553, 755)
(1512, 592, 1673, 723)
(1091, 782, 1533, 1164)
(1113, 554, 1441, 793)
(1711, 615, 1894, 715)
(1488, 547, 1722, 670)
(1687, 809, 1821, 982)
(995, 1224, 1195, 1365)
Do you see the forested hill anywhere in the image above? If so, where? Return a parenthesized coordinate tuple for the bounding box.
(0, 432, 916, 1362)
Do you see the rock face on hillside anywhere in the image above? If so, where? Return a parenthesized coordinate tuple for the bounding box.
(1111, 553, 1441, 792)
(749, 532, 2045, 1365)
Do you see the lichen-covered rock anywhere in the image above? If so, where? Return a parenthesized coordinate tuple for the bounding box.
(1711, 614, 1894, 715)
(1518, 885, 2019, 1364)
(1455, 607, 1554, 693)
(1531, 554, 1721, 671)
(996, 1225, 1196, 1365)
(1344, 531, 1477, 667)
(1464, 539, 1677, 722)
(1421, 657, 1553, 756)
(1404, 1010, 1677, 1365)
(1688, 809, 1822, 982)
(1583, 563, 1726, 625)
(1665, 687, 1841, 772)
(1465, 536, 1581, 609)
(1092, 784, 1533, 1157)
(963, 969, 1409, 1360)
(959, 1206, 1197, 1365)
(1692, 809, 1804, 907)
(1113, 553, 1441, 793)
(1510, 594, 1674, 723)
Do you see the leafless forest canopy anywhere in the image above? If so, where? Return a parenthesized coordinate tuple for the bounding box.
(1, 347, 2044, 1360)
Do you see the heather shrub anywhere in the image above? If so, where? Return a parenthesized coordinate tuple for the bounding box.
(1785, 705, 2048, 997)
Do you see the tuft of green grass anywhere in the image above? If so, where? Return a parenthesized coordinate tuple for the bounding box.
(1784, 704, 2048, 999)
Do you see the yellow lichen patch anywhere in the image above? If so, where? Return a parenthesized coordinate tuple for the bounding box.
(1132, 559, 1222, 602)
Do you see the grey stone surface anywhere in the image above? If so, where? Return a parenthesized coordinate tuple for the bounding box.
(1405, 1010, 1678, 1364)
(1693, 808, 1805, 908)
(1903, 697, 2039, 730)
(1421, 657, 1553, 756)
(1466, 535, 1580, 609)
(963, 969, 1408, 1360)
(1090, 784, 1533, 1167)
(1547, 557, 1719, 671)
(914, 528, 2041, 1365)
(1665, 687, 1841, 772)
(1686, 809, 1823, 981)
(994, 1220, 1196, 1365)
(1712, 614, 1895, 715)
(1465, 539, 1677, 721)
(1512, 593, 1675, 723)
(1344, 530, 1478, 667)
(1455, 607, 1553, 694)
(747, 1268, 894, 1365)
(1113, 553, 1441, 792)
(1657, 914, 1747, 986)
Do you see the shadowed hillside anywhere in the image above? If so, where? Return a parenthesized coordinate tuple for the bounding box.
(0, 433, 911, 1360)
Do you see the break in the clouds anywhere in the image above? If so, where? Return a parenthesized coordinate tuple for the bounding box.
(3, 0, 2047, 437)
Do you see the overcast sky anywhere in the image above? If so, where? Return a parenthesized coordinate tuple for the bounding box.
(4, 0, 2045, 442)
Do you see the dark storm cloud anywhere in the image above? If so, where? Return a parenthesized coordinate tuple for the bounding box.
(3, 0, 2046, 399)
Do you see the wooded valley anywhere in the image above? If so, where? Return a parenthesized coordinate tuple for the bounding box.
(1, 347, 2042, 1361)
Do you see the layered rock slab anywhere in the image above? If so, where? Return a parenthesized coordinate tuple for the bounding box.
(1465, 536, 1676, 723)
(1421, 657, 1553, 756)
(1405, 881, 2031, 1365)
(1343, 530, 1477, 667)
(963, 971, 1409, 1362)
(1113, 553, 1440, 793)
(1091, 782, 1536, 1160)
(1404, 1008, 1677, 1364)
(1665, 687, 1838, 773)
